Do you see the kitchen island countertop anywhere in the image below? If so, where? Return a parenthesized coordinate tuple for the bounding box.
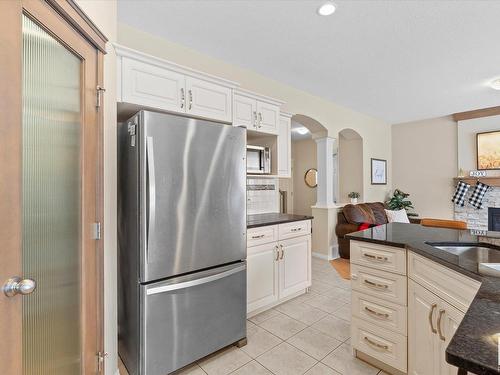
(347, 223, 500, 375)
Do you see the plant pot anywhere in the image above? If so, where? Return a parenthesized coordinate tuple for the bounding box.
(350, 198, 358, 204)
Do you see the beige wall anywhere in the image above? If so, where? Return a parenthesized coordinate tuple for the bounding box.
(74, 1, 118, 374)
(392, 116, 457, 219)
(338, 134, 363, 203)
(291, 139, 317, 216)
(117, 23, 393, 202)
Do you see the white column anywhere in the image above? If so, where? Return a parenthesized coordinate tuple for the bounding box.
(315, 137, 336, 207)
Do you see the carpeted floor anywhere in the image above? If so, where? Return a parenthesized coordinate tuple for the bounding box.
(329, 258, 351, 280)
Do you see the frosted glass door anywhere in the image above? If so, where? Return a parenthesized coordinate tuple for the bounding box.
(22, 14, 82, 375)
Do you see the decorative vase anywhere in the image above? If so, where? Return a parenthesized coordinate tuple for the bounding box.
(350, 198, 358, 204)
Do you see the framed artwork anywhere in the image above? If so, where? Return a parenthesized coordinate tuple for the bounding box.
(371, 158, 387, 185)
(477, 131, 500, 170)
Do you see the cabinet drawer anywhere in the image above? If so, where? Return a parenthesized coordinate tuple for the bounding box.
(278, 220, 311, 240)
(247, 225, 278, 247)
(408, 253, 480, 313)
(352, 291, 407, 335)
(352, 317, 407, 373)
(351, 264, 407, 306)
(351, 240, 406, 275)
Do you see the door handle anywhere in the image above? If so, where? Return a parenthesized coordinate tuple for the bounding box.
(146, 137, 156, 257)
(180, 88, 185, 109)
(188, 89, 193, 110)
(275, 245, 280, 261)
(429, 303, 437, 334)
(279, 244, 284, 260)
(258, 112, 263, 128)
(437, 309, 446, 341)
(253, 111, 258, 128)
(3, 277, 36, 297)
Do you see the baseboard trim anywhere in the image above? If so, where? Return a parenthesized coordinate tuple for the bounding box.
(312, 252, 332, 260)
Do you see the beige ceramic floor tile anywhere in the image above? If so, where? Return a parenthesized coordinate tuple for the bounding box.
(275, 300, 328, 325)
(198, 346, 251, 375)
(240, 324, 282, 358)
(249, 308, 283, 325)
(305, 362, 341, 375)
(309, 280, 333, 294)
(258, 313, 307, 340)
(321, 344, 379, 375)
(257, 342, 317, 375)
(305, 295, 347, 314)
(230, 360, 272, 375)
(330, 303, 351, 322)
(311, 315, 351, 342)
(287, 327, 342, 360)
(172, 363, 207, 375)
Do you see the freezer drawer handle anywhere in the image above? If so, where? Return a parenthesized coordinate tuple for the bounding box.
(146, 265, 246, 295)
(147, 137, 156, 257)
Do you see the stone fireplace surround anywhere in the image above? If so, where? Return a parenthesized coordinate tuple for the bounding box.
(454, 186, 500, 230)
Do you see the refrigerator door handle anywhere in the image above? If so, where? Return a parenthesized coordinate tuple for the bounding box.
(146, 265, 246, 295)
(146, 136, 156, 257)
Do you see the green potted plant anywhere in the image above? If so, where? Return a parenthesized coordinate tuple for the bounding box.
(386, 189, 418, 217)
(348, 192, 360, 204)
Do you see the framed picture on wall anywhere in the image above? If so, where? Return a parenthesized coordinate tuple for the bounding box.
(477, 130, 500, 170)
(371, 158, 387, 185)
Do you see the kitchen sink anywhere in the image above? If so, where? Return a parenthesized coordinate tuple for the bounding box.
(426, 242, 500, 275)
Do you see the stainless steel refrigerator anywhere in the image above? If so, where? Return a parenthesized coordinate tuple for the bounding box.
(117, 110, 247, 375)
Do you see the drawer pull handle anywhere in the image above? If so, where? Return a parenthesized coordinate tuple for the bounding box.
(364, 336, 389, 351)
(291, 227, 302, 232)
(275, 245, 280, 261)
(364, 306, 389, 319)
(429, 303, 437, 334)
(363, 253, 388, 262)
(251, 234, 265, 239)
(437, 309, 446, 341)
(364, 279, 389, 289)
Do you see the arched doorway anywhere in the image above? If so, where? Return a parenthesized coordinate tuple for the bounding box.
(338, 128, 363, 203)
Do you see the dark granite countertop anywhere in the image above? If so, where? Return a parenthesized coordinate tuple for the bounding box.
(247, 213, 313, 228)
(346, 223, 500, 375)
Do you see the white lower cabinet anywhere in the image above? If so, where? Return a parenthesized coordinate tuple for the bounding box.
(247, 221, 312, 316)
(408, 279, 465, 375)
(247, 242, 279, 313)
(279, 236, 311, 299)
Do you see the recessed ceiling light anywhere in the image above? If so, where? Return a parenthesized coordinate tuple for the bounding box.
(490, 78, 500, 90)
(295, 127, 310, 135)
(317, 2, 336, 16)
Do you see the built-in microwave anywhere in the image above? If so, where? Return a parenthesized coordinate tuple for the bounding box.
(246, 145, 271, 174)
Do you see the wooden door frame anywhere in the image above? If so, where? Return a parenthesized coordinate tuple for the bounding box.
(0, 1, 107, 373)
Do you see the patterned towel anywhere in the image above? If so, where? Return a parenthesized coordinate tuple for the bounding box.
(452, 181, 470, 207)
(468, 181, 490, 209)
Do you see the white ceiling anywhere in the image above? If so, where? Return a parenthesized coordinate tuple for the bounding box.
(118, 0, 500, 124)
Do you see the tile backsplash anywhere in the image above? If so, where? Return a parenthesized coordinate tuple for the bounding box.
(247, 178, 279, 215)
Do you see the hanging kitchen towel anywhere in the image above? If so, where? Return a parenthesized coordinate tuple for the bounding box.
(451, 180, 470, 207)
(468, 181, 490, 209)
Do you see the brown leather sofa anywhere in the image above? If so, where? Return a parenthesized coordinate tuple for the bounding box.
(336, 203, 388, 259)
(336, 202, 420, 258)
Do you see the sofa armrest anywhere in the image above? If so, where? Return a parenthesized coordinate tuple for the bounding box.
(335, 223, 361, 239)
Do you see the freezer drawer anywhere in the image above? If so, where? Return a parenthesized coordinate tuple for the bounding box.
(141, 262, 246, 375)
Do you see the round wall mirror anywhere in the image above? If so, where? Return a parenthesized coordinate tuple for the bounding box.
(304, 168, 318, 188)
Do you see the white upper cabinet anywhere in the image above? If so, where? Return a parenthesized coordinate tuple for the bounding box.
(233, 89, 284, 135)
(278, 112, 292, 177)
(233, 93, 257, 129)
(115, 44, 238, 123)
(256, 101, 280, 134)
(185, 77, 232, 123)
(122, 58, 185, 113)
